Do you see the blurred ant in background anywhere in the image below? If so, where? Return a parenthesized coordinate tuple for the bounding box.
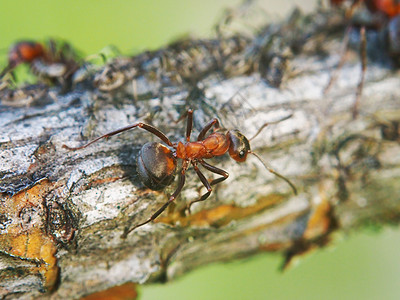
(327, 0, 400, 117)
(63, 109, 297, 236)
(331, 0, 400, 19)
(0, 39, 80, 91)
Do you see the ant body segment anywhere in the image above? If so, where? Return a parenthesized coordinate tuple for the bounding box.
(63, 110, 297, 236)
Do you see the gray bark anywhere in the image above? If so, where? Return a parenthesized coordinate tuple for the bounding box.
(0, 7, 399, 299)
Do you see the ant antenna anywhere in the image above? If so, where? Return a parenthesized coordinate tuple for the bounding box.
(249, 151, 297, 195)
(248, 114, 293, 141)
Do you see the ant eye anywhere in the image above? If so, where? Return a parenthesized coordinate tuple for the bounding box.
(239, 150, 245, 157)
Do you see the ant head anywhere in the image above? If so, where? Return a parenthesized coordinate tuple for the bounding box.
(227, 130, 251, 162)
(228, 127, 298, 195)
(137, 142, 177, 191)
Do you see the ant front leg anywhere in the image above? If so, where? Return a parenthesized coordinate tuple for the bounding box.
(63, 122, 173, 150)
(186, 109, 193, 141)
(187, 160, 229, 213)
(324, 25, 351, 95)
(121, 161, 189, 238)
(173, 109, 194, 141)
(353, 26, 367, 119)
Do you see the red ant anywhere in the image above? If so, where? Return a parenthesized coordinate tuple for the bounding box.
(0, 41, 45, 78)
(331, 0, 400, 18)
(1, 40, 79, 87)
(7, 41, 45, 68)
(327, 0, 400, 117)
(63, 109, 297, 236)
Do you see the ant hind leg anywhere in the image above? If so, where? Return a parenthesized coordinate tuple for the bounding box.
(324, 25, 351, 95)
(63, 122, 173, 150)
(121, 161, 188, 238)
(353, 26, 367, 119)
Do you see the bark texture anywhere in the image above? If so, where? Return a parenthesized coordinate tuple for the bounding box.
(1, 7, 400, 299)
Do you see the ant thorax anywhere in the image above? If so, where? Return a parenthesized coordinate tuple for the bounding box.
(175, 132, 229, 160)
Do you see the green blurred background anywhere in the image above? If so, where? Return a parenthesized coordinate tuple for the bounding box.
(1, 1, 399, 299)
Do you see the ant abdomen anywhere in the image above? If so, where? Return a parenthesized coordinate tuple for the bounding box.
(136, 142, 177, 190)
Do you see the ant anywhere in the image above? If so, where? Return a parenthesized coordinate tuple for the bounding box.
(327, 0, 400, 117)
(331, 0, 400, 18)
(0, 41, 44, 79)
(1, 40, 79, 88)
(63, 109, 297, 237)
(6, 41, 45, 68)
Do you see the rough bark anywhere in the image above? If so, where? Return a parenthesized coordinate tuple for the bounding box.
(1, 7, 400, 299)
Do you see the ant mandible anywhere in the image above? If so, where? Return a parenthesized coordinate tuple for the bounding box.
(63, 109, 297, 237)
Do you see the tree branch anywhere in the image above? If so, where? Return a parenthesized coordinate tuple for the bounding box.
(1, 7, 399, 299)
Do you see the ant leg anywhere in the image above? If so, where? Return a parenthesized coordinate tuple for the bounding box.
(186, 109, 193, 141)
(0, 64, 13, 79)
(187, 160, 229, 213)
(63, 122, 173, 150)
(121, 161, 189, 238)
(200, 160, 229, 186)
(324, 25, 351, 95)
(49, 39, 56, 54)
(173, 109, 193, 141)
(188, 163, 212, 213)
(197, 118, 221, 141)
(353, 26, 366, 119)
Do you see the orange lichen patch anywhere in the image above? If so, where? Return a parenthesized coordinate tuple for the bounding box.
(182, 204, 235, 227)
(27, 162, 39, 172)
(278, 187, 337, 270)
(157, 194, 285, 227)
(1, 228, 59, 290)
(303, 180, 337, 240)
(0, 179, 59, 291)
(259, 241, 292, 252)
(80, 282, 137, 300)
(86, 176, 124, 189)
(303, 199, 333, 240)
(1, 179, 50, 224)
